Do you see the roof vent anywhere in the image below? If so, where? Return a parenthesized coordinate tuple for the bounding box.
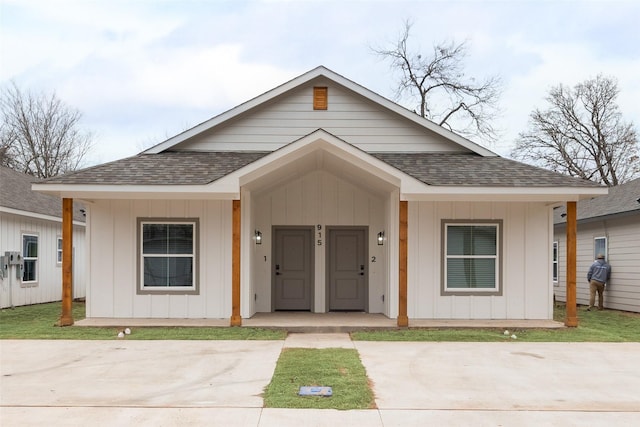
(313, 87, 328, 110)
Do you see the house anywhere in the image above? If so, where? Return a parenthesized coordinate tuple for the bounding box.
(1, 166, 86, 308)
(553, 177, 640, 313)
(33, 66, 606, 325)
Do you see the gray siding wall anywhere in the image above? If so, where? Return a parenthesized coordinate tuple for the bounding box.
(409, 201, 554, 320)
(179, 80, 468, 153)
(86, 199, 231, 319)
(250, 170, 387, 315)
(554, 214, 640, 312)
(0, 212, 86, 308)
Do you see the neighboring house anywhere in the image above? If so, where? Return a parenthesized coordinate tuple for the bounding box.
(554, 177, 640, 313)
(1, 166, 86, 308)
(33, 67, 605, 324)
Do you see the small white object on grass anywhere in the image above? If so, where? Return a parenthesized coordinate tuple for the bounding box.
(117, 331, 125, 338)
(511, 334, 517, 339)
(503, 330, 510, 335)
(124, 328, 131, 335)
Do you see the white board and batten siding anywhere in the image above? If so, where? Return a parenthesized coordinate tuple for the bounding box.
(249, 170, 388, 316)
(0, 211, 86, 308)
(554, 215, 640, 313)
(177, 80, 469, 154)
(408, 201, 554, 320)
(87, 199, 232, 319)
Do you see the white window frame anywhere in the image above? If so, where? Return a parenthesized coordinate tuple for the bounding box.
(441, 220, 502, 296)
(552, 241, 559, 284)
(137, 218, 199, 295)
(57, 237, 63, 265)
(22, 233, 38, 284)
(594, 236, 607, 260)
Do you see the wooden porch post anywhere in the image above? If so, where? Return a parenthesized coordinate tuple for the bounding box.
(398, 200, 409, 327)
(230, 199, 242, 326)
(565, 201, 578, 327)
(57, 198, 74, 326)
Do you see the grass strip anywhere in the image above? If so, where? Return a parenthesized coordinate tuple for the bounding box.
(352, 305, 640, 342)
(0, 302, 285, 340)
(263, 348, 375, 410)
(2, 301, 639, 342)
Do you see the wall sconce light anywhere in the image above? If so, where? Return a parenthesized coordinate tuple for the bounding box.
(377, 231, 385, 246)
(254, 230, 262, 245)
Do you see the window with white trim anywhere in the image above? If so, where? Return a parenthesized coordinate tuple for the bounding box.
(442, 221, 502, 294)
(57, 237, 63, 265)
(553, 241, 559, 284)
(594, 236, 607, 260)
(22, 234, 38, 283)
(138, 219, 198, 294)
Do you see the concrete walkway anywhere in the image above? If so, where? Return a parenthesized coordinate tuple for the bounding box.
(2, 335, 639, 426)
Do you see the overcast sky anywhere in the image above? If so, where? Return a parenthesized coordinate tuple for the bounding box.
(2, 0, 639, 166)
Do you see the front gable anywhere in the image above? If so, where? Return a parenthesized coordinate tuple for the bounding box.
(167, 77, 475, 154)
(145, 66, 495, 156)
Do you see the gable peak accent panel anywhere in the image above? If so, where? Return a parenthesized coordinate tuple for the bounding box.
(313, 87, 328, 110)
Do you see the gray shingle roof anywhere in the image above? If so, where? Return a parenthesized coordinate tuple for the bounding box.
(555, 177, 640, 223)
(0, 166, 85, 222)
(39, 151, 603, 189)
(373, 153, 602, 187)
(42, 151, 270, 185)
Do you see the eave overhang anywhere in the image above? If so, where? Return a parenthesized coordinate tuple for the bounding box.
(1, 206, 86, 226)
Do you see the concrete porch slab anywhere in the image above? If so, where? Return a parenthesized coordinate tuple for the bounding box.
(75, 313, 564, 331)
(75, 318, 229, 327)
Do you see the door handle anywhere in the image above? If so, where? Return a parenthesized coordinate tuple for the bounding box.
(360, 264, 365, 276)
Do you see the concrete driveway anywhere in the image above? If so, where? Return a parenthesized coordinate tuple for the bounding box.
(0, 340, 282, 409)
(357, 341, 640, 411)
(2, 337, 639, 426)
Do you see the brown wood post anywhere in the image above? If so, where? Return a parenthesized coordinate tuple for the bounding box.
(230, 199, 242, 326)
(57, 198, 74, 326)
(565, 201, 578, 327)
(398, 200, 409, 327)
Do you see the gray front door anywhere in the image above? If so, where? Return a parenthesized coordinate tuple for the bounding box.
(273, 227, 313, 311)
(327, 227, 368, 311)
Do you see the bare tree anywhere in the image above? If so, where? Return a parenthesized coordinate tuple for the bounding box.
(512, 75, 639, 186)
(373, 20, 502, 142)
(1, 83, 93, 178)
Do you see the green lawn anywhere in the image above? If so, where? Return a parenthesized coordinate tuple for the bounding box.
(0, 301, 285, 340)
(2, 301, 639, 342)
(352, 304, 640, 342)
(262, 348, 375, 410)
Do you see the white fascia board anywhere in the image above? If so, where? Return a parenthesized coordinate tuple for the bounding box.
(402, 186, 608, 202)
(0, 206, 86, 226)
(144, 66, 497, 157)
(31, 184, 239, 200)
